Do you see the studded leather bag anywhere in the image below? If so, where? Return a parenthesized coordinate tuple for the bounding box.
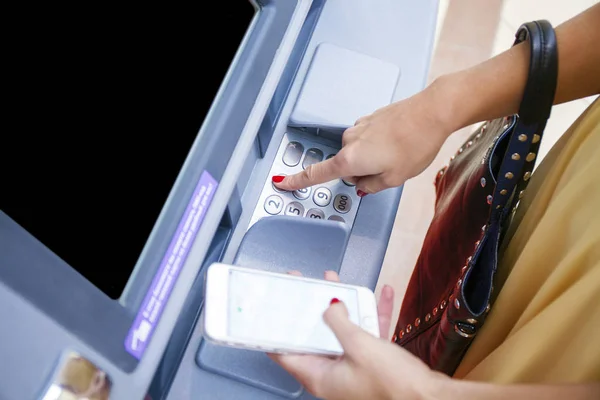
(393, 20, 558, 376)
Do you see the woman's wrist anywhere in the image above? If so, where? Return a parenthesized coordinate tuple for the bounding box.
(405, 4, 600, 145)
(414, 73, 474, 140)
(420, 41, 531, 137)
(419, 371, 455, 400)
(384, 368, 454, 400)
(423, 376, 600, 400)
(426, 73, 471, 134)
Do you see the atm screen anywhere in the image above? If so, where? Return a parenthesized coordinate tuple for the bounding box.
(0, 3, 255, 299)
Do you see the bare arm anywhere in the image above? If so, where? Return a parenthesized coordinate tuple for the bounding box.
(430, 379, 600, 400)
(432, 3, 600, 134)
(271, 278, 599, 400)
(275, 4, 600, 194)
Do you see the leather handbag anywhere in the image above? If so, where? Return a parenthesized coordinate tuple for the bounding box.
(392, 20, 558, 375)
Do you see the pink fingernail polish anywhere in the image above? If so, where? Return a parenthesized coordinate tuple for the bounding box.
(272, 175, 285, 183)
(330, 298, 340, 305)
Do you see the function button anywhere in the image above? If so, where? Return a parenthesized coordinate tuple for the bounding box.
(293, 186, 311, 200)
(302, 148, 324, 169)
(272, 173, 286, 192)
(342, 179, 355, 187)
(285, 201, 305, 217)
(326, 153, 336, 160)
(264, 195, 284, 215)
(306, 208, 325, 219)
(282, 141, 304, 167)
(333, 194, 352, 214)
(328, 215, 345, 223)
(313, 187, 332, 207)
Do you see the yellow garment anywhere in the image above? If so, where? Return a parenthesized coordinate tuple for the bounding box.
(454, 98, 600, 383)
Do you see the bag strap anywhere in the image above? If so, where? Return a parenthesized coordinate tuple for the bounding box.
(515, 20, 559, 125)
(490, 20, 558, 218)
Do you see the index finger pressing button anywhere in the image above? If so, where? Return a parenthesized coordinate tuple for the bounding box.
(272, 173, 287, 192)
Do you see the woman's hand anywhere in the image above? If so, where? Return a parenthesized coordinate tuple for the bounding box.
(285, 270, 395, 338)
(269, 271, 445, 400)
(274, 4, 600, 196)
(274, 87, 453, 195)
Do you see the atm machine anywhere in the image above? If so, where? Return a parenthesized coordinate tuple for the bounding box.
(0, 0, 438, 399)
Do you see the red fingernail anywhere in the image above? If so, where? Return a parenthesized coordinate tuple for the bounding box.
(330, 298, 340, 305)
(357, 190, 367, 197)
(272, 175, 285, 183)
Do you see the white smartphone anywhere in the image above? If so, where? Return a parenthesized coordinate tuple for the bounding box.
(202, 262, 380, 356)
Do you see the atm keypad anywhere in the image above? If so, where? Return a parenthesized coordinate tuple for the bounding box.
(333, 193, 352, 214)
(285, 201, 305, 217)
(282, 142, 304, 167)
(328, 215, 345, 223)
(293, 187, 311, 200)
(264, 195, 284, 215)
(302, 148, 324, 169)
(313, 187, 332, 207)
(306, 208, 325, 219)
(250, 132, 362, 228)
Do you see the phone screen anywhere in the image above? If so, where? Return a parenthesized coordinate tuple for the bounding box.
(227, 270, 360, 353)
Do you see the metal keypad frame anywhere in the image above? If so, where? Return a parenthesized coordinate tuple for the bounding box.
(249, 131, 361, 228)
(171, 0, 439, 398)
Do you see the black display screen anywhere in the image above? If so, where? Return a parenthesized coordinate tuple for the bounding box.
(0, 2, 256, 298)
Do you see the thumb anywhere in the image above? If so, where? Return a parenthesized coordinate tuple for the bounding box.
(323, 300, 369, 354)
(274, 156, 344, 191)
(354, 174, 392, 195)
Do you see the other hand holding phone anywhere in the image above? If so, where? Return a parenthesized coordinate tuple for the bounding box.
(203, 264, 380, 356)
(269, 271, 439, 400)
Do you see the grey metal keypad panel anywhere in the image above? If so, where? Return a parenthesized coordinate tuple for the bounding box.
(249, 132, 361, 228)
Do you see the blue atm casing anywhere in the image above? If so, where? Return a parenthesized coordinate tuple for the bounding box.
(0, 1, 439, 399)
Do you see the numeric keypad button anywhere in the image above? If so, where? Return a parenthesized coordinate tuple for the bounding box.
(282, 141, 304, 167)
(302, 148, 324, 169)
(313, 187, 332, 207)
(333, 194, 352, 214)
(326, 153, 336, 160)
(264, 195, 284, 215)
(342, 179, 355, 187)
(293, 187, 311, 200)
(306, 208, 325, 219)
(285, 201, 305, 217)
(328, 215, 345, 223)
